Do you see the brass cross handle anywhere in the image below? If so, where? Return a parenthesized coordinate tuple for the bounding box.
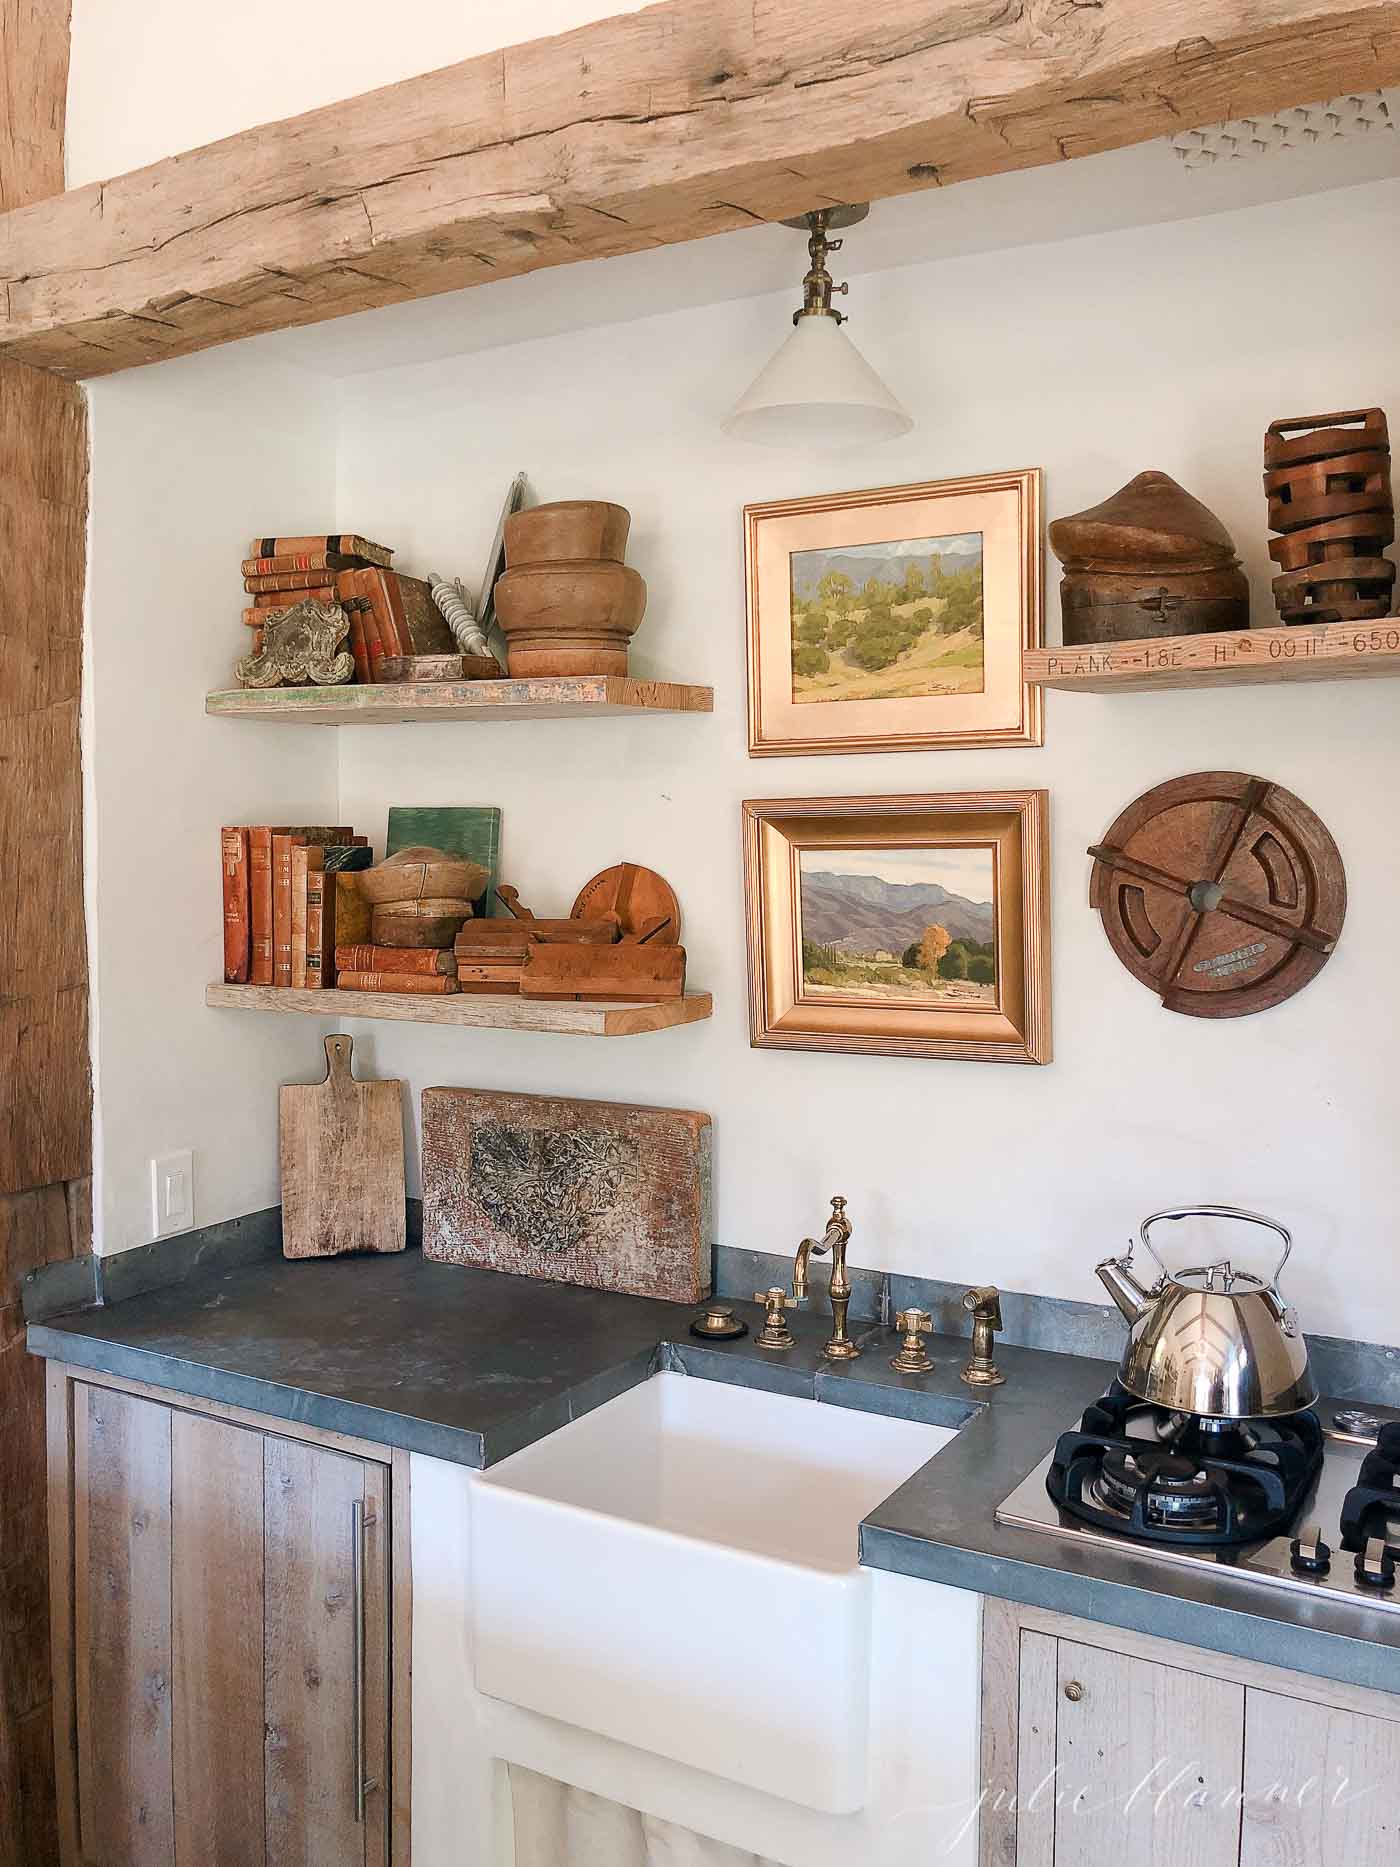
(754, 1286, 798, 1352)
(891, 1308, 934, 1375)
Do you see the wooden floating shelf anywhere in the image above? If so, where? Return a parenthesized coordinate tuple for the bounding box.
(205, 676, 713, 724)
(1024, 619, 1400, 693)
(207, 982, 713, 1037)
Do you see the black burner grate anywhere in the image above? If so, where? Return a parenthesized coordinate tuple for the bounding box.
(1046, 1384, 1323, 1550)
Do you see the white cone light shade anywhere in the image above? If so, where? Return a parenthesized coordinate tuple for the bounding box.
(724, 315, 913, 448)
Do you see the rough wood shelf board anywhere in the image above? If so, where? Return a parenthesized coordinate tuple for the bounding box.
(205, 677, 713, 723)
(1024, 619, 1400, 692)
(5, 0, 1400, 376)
(206, 983, 714, 1037)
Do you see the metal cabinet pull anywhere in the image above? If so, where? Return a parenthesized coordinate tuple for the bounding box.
(352, 1498, 379, 1824)
(1063, 1679, 1085, 1703)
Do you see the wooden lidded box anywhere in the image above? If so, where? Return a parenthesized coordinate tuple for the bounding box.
(421, 1087, 713, 1301)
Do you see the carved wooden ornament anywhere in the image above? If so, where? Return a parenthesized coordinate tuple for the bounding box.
(1089, 771, 1346, 1018)
(235, 598, 355, 687)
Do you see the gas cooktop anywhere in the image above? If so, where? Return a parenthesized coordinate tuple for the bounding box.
(996, 1386, 1400, 1619)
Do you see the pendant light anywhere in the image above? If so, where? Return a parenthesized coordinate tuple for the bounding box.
(724, 204, 913, 448)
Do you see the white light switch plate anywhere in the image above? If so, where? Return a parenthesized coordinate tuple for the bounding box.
(150, 1150, 194, 1239)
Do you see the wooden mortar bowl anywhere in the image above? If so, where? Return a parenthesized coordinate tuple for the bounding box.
(371, 899, 475, 948)
(505, 500, 631, 565)
(494, 560, 647, 677)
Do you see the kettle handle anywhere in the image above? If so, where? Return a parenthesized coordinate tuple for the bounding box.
(1140, 1205, 1293, 1287)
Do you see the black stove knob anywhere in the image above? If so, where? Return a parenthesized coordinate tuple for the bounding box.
(1289, 1525, 1332, 1575)
(1354, 1537, 1397, 1590)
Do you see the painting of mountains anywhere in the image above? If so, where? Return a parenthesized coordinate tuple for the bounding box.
(789, 532, 985, 705)
(798, 848, 997, 1005)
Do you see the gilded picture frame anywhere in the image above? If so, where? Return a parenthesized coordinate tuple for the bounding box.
(744, 470, 1043, 757)
(742, 792, 1051, 1064)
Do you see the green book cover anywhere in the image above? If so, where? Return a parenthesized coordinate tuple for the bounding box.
(385, 807, 502, 915)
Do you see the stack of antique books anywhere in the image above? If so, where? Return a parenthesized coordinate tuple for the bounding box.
(240, 532, 459, 680)
(219, 826, 372, 987)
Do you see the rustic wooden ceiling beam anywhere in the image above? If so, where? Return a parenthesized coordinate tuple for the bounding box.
(4, 0, 1400, 377)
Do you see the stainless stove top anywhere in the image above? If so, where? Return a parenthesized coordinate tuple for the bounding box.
(996, 1401, 1400, 1619)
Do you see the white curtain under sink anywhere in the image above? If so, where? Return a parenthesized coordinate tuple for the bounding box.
(509, 1765, 784, 1867)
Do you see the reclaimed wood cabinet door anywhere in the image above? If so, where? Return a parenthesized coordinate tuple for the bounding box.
(1015, 1630, 1246, 1867)
(68, 1383, 389, 1867)
(1239, 1689, 1400, 1866)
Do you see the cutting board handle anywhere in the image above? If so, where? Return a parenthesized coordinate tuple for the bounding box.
(323, 1033, 355, 1084)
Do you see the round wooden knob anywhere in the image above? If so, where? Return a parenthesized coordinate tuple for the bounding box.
(1063, 1680, 1085, 1703)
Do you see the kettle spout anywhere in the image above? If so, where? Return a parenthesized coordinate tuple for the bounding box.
(1096, 1253, 1151, 1327)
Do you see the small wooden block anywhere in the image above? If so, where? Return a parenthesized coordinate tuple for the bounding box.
(519, 941, 686, 1001)
(379, 653, 501, 682)
(421, 1087, 712, 1300)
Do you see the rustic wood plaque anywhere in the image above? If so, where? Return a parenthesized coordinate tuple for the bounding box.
(1089, 771, 1346, 1018)
(421, 1088, 712, 1300)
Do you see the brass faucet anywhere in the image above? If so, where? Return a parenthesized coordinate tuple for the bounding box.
(793, 1195, 860, 1362)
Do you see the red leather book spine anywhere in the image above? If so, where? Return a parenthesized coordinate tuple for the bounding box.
(336, 971, 460, 995)
(334, 944, 454, 975)
(221, 827, 250, 982)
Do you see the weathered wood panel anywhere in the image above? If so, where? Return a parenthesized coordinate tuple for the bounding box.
(4, 0, 1400, 376)
(2, 9, 86, 1860)
(170, 1413, 266, 1867)
(72, 1386, 175, 1866)
(422, 1086, 712, 1300)
(0, 361, 90, 1196)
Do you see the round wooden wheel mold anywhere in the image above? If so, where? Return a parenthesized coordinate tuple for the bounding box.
(1088, 771, 1346, 1018)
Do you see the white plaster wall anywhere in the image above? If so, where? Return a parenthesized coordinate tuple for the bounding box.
(85, 350, 339, 1252)
(65, 0, 651, 185)
(330, 178, 1400, 1344)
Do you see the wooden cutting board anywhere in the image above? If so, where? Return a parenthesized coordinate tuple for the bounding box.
(421, 1087, 711, 1300)
(279, 1035, 406, 1257)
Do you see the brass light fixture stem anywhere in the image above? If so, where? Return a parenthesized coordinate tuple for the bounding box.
(792, 209, 849, 326)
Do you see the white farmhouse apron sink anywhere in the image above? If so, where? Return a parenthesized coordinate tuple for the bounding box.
(470, 1371, 957, 1813)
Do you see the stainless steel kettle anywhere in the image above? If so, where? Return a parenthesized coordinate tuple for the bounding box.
(1096, 1205, 1315, 1419)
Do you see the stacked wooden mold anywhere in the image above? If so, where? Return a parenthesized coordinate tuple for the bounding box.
(493, 500, 648, 675)
(1265, 408, 1396, 623)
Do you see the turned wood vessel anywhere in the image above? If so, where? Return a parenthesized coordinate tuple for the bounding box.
(1049, 470, 1249, 643)
(496, 499, 648, 676)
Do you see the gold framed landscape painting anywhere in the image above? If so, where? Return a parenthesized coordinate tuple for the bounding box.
(745, 470, 1043, 756)
(743, 792, 1050, 1064)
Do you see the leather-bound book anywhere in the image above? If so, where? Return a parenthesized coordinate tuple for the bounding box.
(335, 944, 456, 975)
(304, 849, 330, 988)
(245, 567, 350, 595)
(272, 835, 304, 986)
(334, 872, 373, 948)
(242, 548, 386, 577)
(250, 534, 393, 569)
(221, 827, 251, 982)
(336, 971, 460, 995)
(249, 828, 275, 984)
(290, 845, 313, 988)
(336, 570, 389, 678)
(384, 571, 457, 656)
(344, 601, 372, 684)
(253, 587, 333, 607)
